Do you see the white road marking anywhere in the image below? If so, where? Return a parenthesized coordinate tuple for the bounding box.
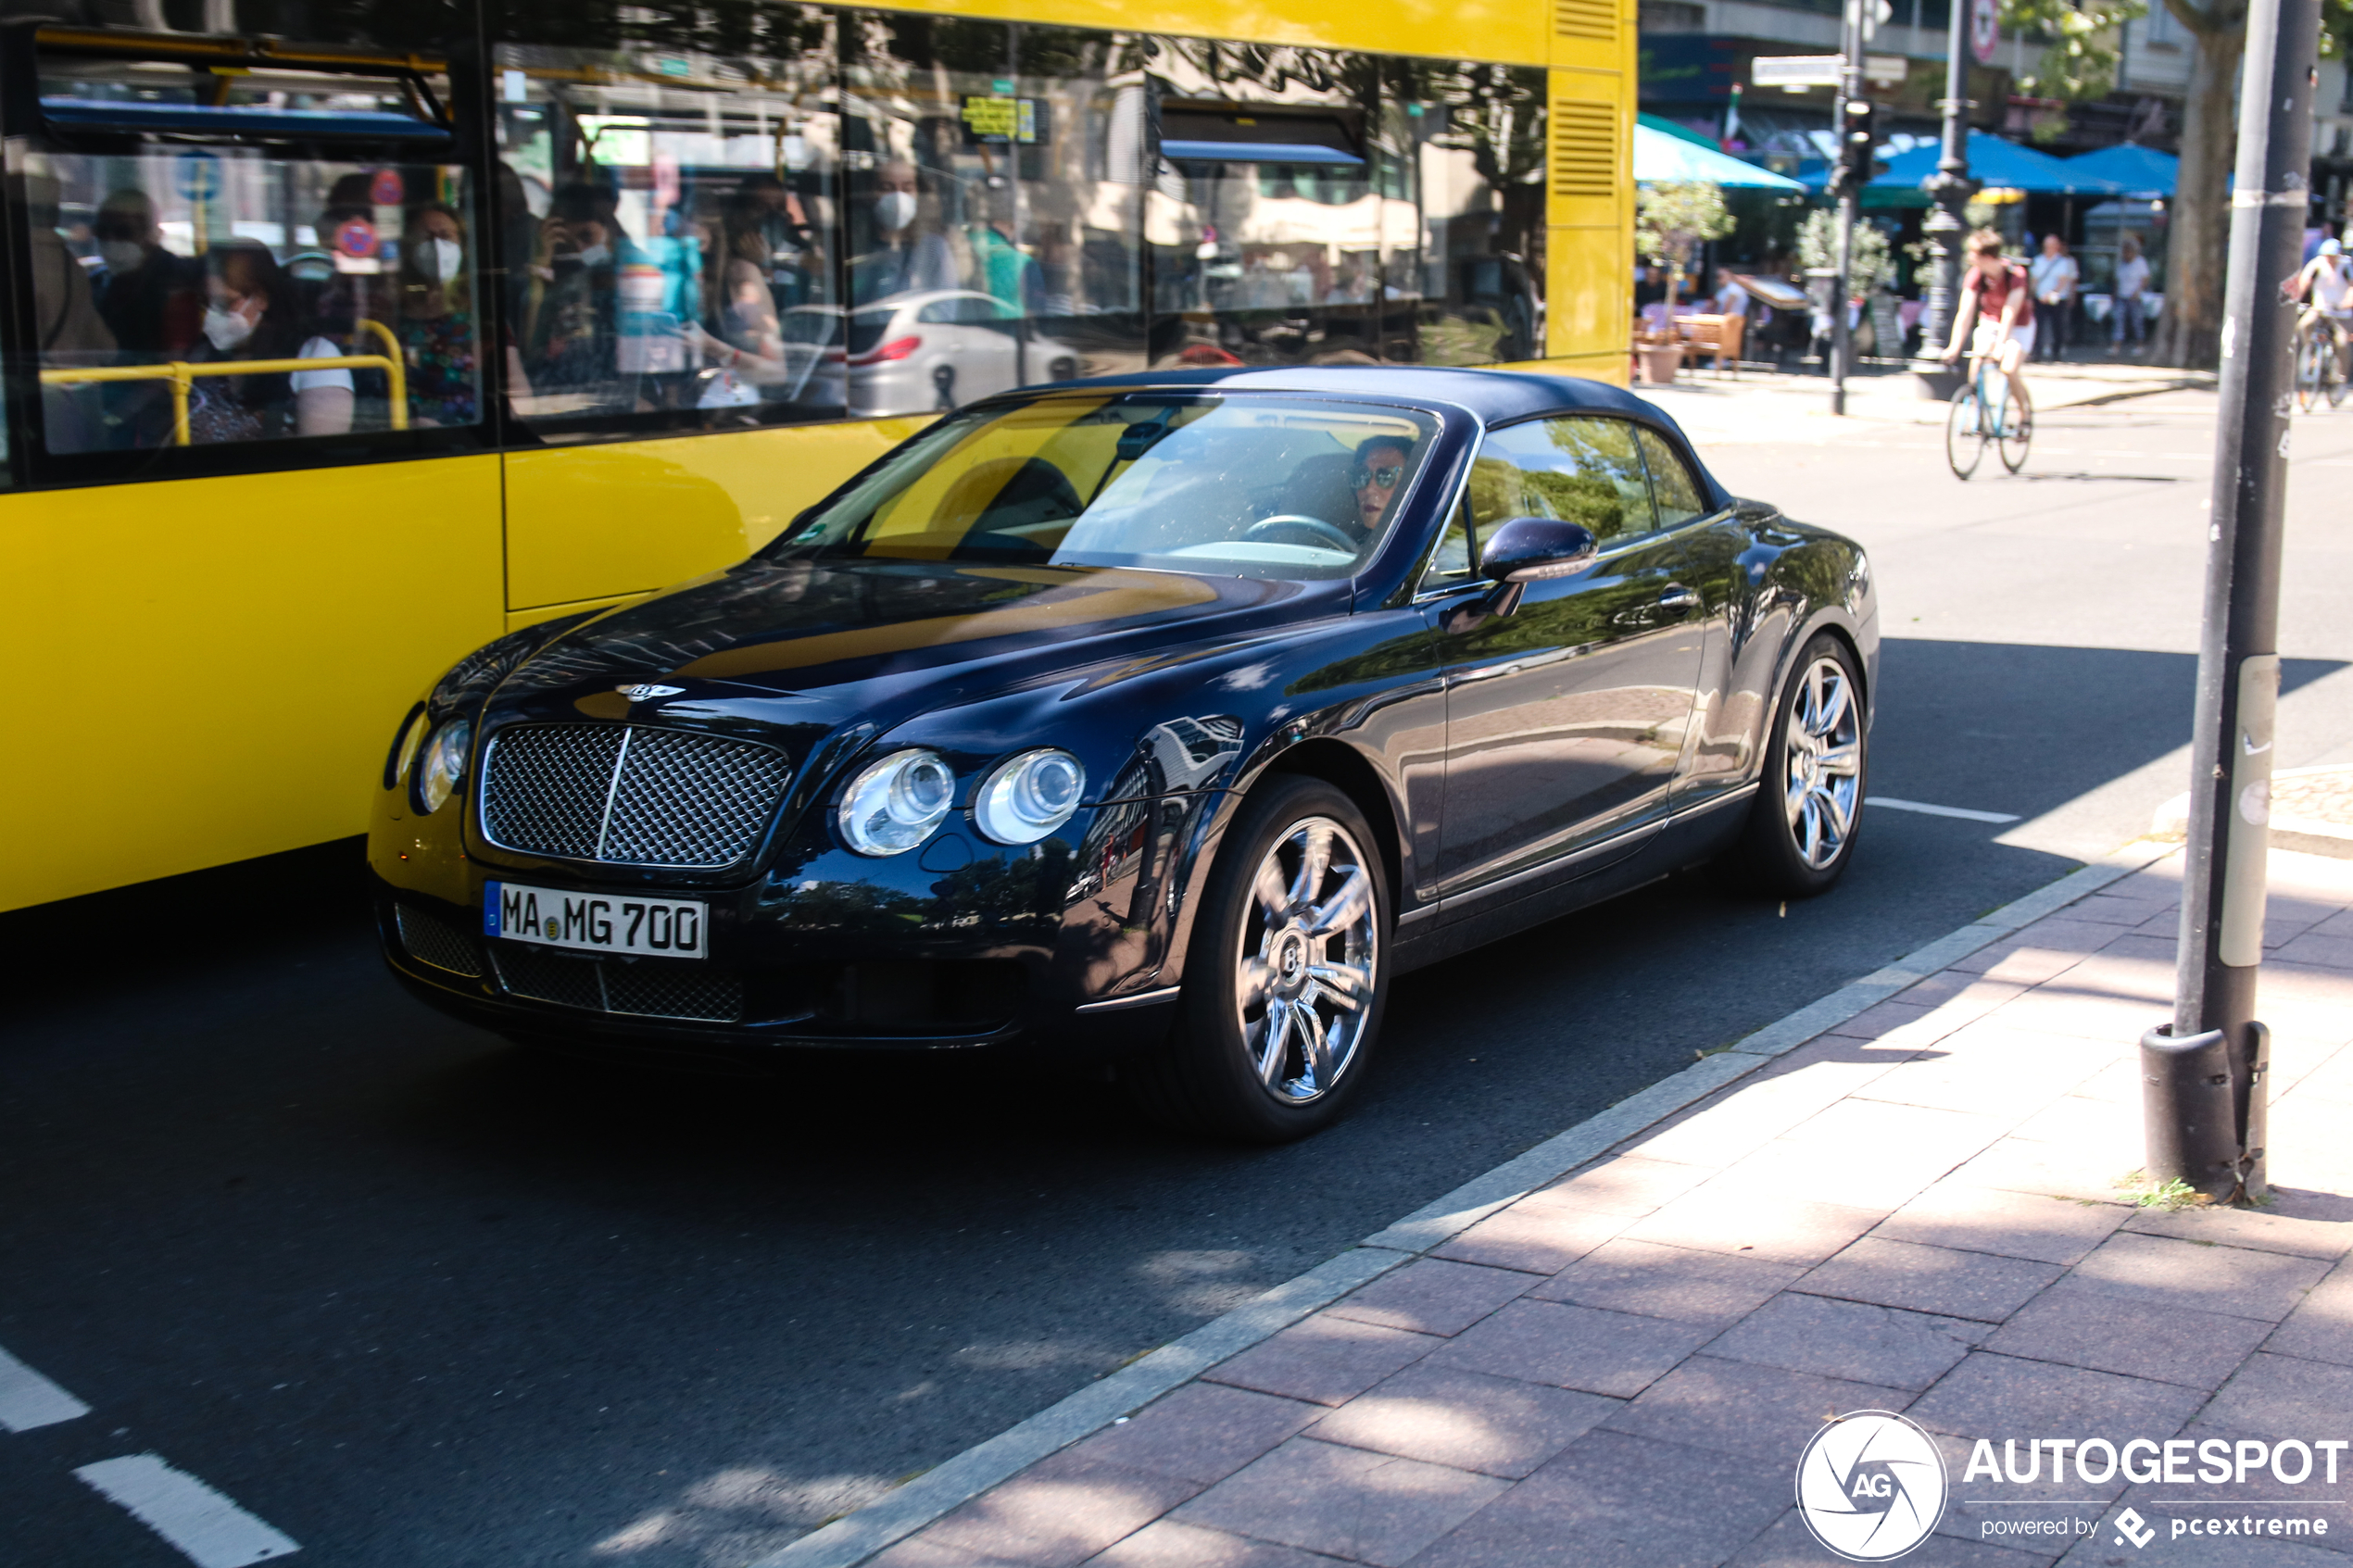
(73, 1454, 299, 1567)
(1866, 796, 2022, 824)
(0, 1342, 89, 1431)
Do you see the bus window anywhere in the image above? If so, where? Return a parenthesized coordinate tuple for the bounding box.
(490, 11, 843, 442)
(1142, 47, 1546, 371)
(839, 18, 1147, 417)
(25, 48, 481, 456)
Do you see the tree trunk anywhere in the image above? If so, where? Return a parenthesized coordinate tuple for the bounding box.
(2153, 4, 2246, 368)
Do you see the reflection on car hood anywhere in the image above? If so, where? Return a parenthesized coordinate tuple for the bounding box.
(500, 556, 1332, 710)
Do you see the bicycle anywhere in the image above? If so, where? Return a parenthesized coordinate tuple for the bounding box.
(1944, 349, 2032, 480)
(2294, 313, 2349, 412)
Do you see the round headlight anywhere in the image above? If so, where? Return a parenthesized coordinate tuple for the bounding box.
(414, 719, 472, 815)
(838, 748, 955, 856)
(974, 748, 1086, 845)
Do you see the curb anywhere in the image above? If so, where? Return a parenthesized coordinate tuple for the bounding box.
(749, 838, 2176, 1568)
(2151, 766, 2353, 861)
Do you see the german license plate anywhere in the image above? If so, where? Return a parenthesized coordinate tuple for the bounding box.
(484, 881, 707, 960)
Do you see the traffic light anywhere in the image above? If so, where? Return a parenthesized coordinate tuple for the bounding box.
(1835, 98, 1879, 194)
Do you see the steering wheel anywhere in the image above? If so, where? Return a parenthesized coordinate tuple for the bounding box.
(1245, 514, 1359, 553)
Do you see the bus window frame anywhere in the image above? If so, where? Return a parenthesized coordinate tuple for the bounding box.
(0, 17, 504, 492)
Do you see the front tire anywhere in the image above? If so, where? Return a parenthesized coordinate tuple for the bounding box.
(1128, 776, 1389, 1143)
(1726, 633, 1868, 897)
(1945, 385, 1986, 480)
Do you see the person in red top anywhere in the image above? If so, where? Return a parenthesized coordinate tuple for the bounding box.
(1938, 229, 2036, 426)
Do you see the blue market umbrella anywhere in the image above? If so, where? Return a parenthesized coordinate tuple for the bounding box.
(2061, 143, 2178, 197)
(1869, 130, 2129, 195)
(1633, 121, 1806, 190)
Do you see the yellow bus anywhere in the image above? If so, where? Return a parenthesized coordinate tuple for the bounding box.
(0, 0, 1633, 914)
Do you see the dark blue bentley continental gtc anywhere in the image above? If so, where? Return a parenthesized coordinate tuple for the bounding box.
(372, 368, 1876, 1140)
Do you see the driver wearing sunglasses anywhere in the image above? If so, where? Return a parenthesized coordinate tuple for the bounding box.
(1351, 436, 1412, 537)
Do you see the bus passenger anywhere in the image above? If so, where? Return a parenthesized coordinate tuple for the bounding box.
(850, 160, 955, 306)
(91, 189, 201, 359)
(395, 202, 479, 426)
(187, 242, 355, 442)
(523, 182, 630, 406)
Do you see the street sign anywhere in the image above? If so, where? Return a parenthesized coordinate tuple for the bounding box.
(1752, 55, 1844, 88)
(1970, 0, 2000, 64)
(174, 151, 221, 201)
(1864, 53, 1909, 86)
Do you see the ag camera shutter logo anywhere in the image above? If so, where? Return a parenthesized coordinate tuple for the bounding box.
(1795, 1410, 1949, 1561)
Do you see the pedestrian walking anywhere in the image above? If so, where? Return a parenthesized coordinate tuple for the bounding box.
(2030, 232, 2078, 361)
(2112, 232, 2150, 354)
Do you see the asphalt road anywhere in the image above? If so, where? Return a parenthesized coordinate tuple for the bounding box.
(4, 386, 2349, 1568)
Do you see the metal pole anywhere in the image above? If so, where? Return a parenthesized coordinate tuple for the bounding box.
(2158, 0, 2317, 1206)
(1830, 3, 1859, 414)
(1914, 0, 1974, 373)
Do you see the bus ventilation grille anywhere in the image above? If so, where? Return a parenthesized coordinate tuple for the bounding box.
(1551, 100, 1618, 198)
(479, 723, 792, 869)
(490, 947, 745, 1023)
(396, 904, 483, 978)
(1554, 0, 1617, 40)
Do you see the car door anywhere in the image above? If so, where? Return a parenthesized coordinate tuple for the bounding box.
(1634, 424, 1757, 818)
(1427, 415, 1708, 901)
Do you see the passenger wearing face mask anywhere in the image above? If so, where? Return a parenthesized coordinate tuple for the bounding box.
(849, 159, 956, 307)
(91, 188, 202, 359)
(394, 202, 478, 427)
(523, 182, 642, 407)
(187, 242, 355, 443)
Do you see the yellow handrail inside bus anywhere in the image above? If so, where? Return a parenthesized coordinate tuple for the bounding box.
(40, 319, 411, 445)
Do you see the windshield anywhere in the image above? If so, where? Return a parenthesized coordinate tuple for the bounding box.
(770, 394, 1441, 580)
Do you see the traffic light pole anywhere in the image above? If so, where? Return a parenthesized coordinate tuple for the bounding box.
(1828, 6, 1859, 416)
(2145, 0, 2317, 1206)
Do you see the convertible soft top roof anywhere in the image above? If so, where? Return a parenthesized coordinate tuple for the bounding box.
(1061, 365, 1731, 513)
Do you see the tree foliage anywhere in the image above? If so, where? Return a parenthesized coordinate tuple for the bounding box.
(1998, 0, 2149, 101)
(1634, 181, 1734, 268)
(1796, 210, 1898, 296)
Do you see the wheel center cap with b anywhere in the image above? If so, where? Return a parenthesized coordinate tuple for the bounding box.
(1276, 931, 1307, 985)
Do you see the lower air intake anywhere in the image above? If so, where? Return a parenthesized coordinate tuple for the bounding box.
(396, 905, 483, 978)
(490, 946, 743, 1023)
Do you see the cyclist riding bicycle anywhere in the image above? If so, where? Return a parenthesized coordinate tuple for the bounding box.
(1938, 229, 2034, 425)
(2295, 237, 2351, 362)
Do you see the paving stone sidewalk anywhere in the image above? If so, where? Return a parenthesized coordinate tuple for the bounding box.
(862, 847, 2353, 1568)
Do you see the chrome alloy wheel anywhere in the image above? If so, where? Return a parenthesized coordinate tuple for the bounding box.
(1238, 817, 1378, 1104)
(1782, 656, 1863, 871)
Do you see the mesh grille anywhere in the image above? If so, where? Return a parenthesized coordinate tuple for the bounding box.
(479, 724, 790, 868)
(1551, 100, 1618, 197)
(396, 905, 482, 977)
(490, 947, 744, 1023)
(491, 946, 605, 1010)
(1554, 0, 1617, 39)
(601, 729, 794, 867)
(480, 725, 623, 860)
(606, 962, 744, 1022)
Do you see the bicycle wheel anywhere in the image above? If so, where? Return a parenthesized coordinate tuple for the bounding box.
(1998, 383, 2033, 472)
(1945, 384, 1987, 479)
(2330, 340, 2350, 408)
(2296, 332, 2324, 413)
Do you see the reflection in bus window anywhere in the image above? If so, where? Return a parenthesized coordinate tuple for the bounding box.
(840, 16, 1146, 416)
(491, 13, 843, 440)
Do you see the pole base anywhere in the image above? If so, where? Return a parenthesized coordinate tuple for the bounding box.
(1912, 362, 1963, 400)
(2141, 1023, 2243, 1203)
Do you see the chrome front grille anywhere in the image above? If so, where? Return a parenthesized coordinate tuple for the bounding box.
(396, 904, 482, 977)
(479, 724, 791, 868)
(489, 947, 744, 1023)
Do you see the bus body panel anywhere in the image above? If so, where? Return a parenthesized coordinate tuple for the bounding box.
(502, 419, 933, 612)
(0, 455, 504, 912)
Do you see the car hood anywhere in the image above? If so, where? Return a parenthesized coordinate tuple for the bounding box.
(497, 554, 1341, 727)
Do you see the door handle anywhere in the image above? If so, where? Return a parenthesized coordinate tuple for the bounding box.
(1657, 583, 1703, 614)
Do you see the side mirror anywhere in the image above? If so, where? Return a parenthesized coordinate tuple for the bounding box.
(1441, 518, 1597, 633)
(1479, 517, 1599, 583)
